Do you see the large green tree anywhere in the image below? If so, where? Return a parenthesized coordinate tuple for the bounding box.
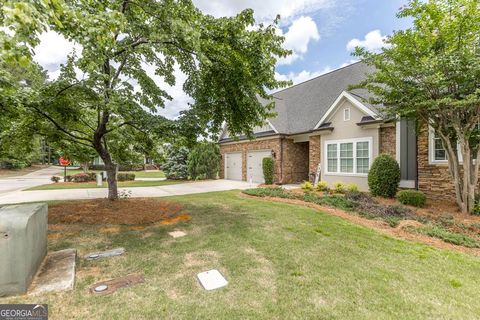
(1, 0, 289, 199)
(354, 0, 480, 213)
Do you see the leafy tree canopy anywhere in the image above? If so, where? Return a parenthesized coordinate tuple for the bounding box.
(353, 0, 480, 212)
(1, 0, 290, 199)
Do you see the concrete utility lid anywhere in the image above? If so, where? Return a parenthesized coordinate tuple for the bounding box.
(197, 269, 228, 291)
(28, 249, 76, 296)
(168, 230, 187, 238)
(84, 247, 125, 261)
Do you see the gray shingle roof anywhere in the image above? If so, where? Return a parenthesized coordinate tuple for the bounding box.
(265, 61, 379, 134)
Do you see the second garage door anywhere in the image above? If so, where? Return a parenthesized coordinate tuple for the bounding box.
(247, 150, 272, 183)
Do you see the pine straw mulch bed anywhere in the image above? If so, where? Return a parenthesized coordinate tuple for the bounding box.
(240, 191, 480, 257)
(48, 198, 190, 225)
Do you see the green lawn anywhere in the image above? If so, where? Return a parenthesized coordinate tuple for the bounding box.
(59, 169, 166, 179)
(26, 179, 183, 190)
(2, 191, 480, 319)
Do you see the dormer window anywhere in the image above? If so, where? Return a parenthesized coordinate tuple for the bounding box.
(343, 108, 350, 121)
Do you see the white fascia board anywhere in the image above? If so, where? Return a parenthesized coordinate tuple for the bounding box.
(314, 91, 378, 129)
(266, 120, 279, 134)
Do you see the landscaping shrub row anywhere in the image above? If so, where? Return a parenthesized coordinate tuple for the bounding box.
(243, 188, 415, 227)
(243, 187, 480, 248)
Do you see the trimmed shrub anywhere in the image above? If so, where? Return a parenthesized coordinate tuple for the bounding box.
(65, 175, 73, 182)
(368, 154, 400, 198)
(333, 181, 346, 193)
(346, 183, 359, 193)
(316, 181, 328, 191)
(396, 190, 427, 207)
(117, 173, 136, 181)
(187, 142, 221, 180)
(242, 188, 296, 199)
(163, 146, 189, 180)
(73, 173, 92, 182)
(51, 176, 61, 183)
(262, 157, 274, 185)
(301, 181, 314, 192)
(414, 225, 480, 248)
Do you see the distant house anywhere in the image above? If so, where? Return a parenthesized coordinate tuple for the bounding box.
(218, 61, 467, 202)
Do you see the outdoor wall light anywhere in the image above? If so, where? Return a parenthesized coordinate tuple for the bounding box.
(271, 150, 276, 159)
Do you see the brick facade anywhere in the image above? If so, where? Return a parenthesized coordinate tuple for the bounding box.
(282, 140, 309, 183)
(219, 137, 282, 182)
(379, 125, 396, 158)
(219, 136, 309, 184)
(308, 135, 321, 181)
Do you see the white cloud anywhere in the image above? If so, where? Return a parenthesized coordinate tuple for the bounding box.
(277, 16, 320, 65)
(275, 66, 331, 85)
(193, 0, 334, 22)
(346, 29, 386, 52)
(33, 31, 81, 70)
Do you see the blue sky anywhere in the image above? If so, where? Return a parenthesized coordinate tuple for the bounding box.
(33, 0, 414, 118)
(276, 0, 412, 79)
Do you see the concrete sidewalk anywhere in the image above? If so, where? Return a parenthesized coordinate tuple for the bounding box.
(0, 179, 255, 205)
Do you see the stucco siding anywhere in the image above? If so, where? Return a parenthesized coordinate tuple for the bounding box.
(320, 99, 380, 191)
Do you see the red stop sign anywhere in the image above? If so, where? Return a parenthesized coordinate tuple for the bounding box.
(59, 157, 71, 166)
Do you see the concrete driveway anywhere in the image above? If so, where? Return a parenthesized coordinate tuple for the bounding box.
(0, 166, 59, 195)
(0, 179, 255, 205)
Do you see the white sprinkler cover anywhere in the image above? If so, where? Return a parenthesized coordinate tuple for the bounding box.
(197, 269, 228, 291)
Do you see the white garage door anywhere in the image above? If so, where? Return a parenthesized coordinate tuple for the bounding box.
(247, 150, 272, 183)
(225, 153, 242, 181)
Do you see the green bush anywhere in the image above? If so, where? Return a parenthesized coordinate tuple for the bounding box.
(396, 190, 427, 207)
(51, 176, 61, 183)
(262, 157, 274, 185)
(414, 225, 480, 248)
(346, 183, 359, 193)
(368, 154, 400, 198)
(473, 195, 480, 216)
(316, 181, 328, 191)
(333, 181, 346, 193)
(187, 142, 220, 180)
(65, 175, 73, 182)
(2, 159, 29, 170)
(163, 146, 189, 180)
(301, 181, 314, 192)
(117, 173, 136, 181)
(242, 187, 296, 199)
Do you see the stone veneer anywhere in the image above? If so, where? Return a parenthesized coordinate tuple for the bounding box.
(379, 125, 396, 158)
(219, 136, 309, 184)
(417, 125, 480, 202)
(308, 135, 321, 181)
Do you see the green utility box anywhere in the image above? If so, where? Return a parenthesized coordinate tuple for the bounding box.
(0, 203, 48, 296)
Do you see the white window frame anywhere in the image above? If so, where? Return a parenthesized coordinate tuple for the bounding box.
(324, 137, 373, 177)
(343, 108, 350, 121)
(428, 126, 461, 165)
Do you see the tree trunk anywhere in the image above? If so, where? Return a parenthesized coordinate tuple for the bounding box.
(439, 130, 479, 214)
(102, 155, 118, 200)
(93, 134, 118, 200)
(82, 162, 89, 173)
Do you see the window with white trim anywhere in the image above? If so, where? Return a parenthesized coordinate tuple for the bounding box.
(340, 143, 354, 173)
(325, 138, 372, 175)
(429, 125, 479, 164)
(356, 141, 370, 173)
(343, 108, 350, 121)
(327, 144, 338, 173)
